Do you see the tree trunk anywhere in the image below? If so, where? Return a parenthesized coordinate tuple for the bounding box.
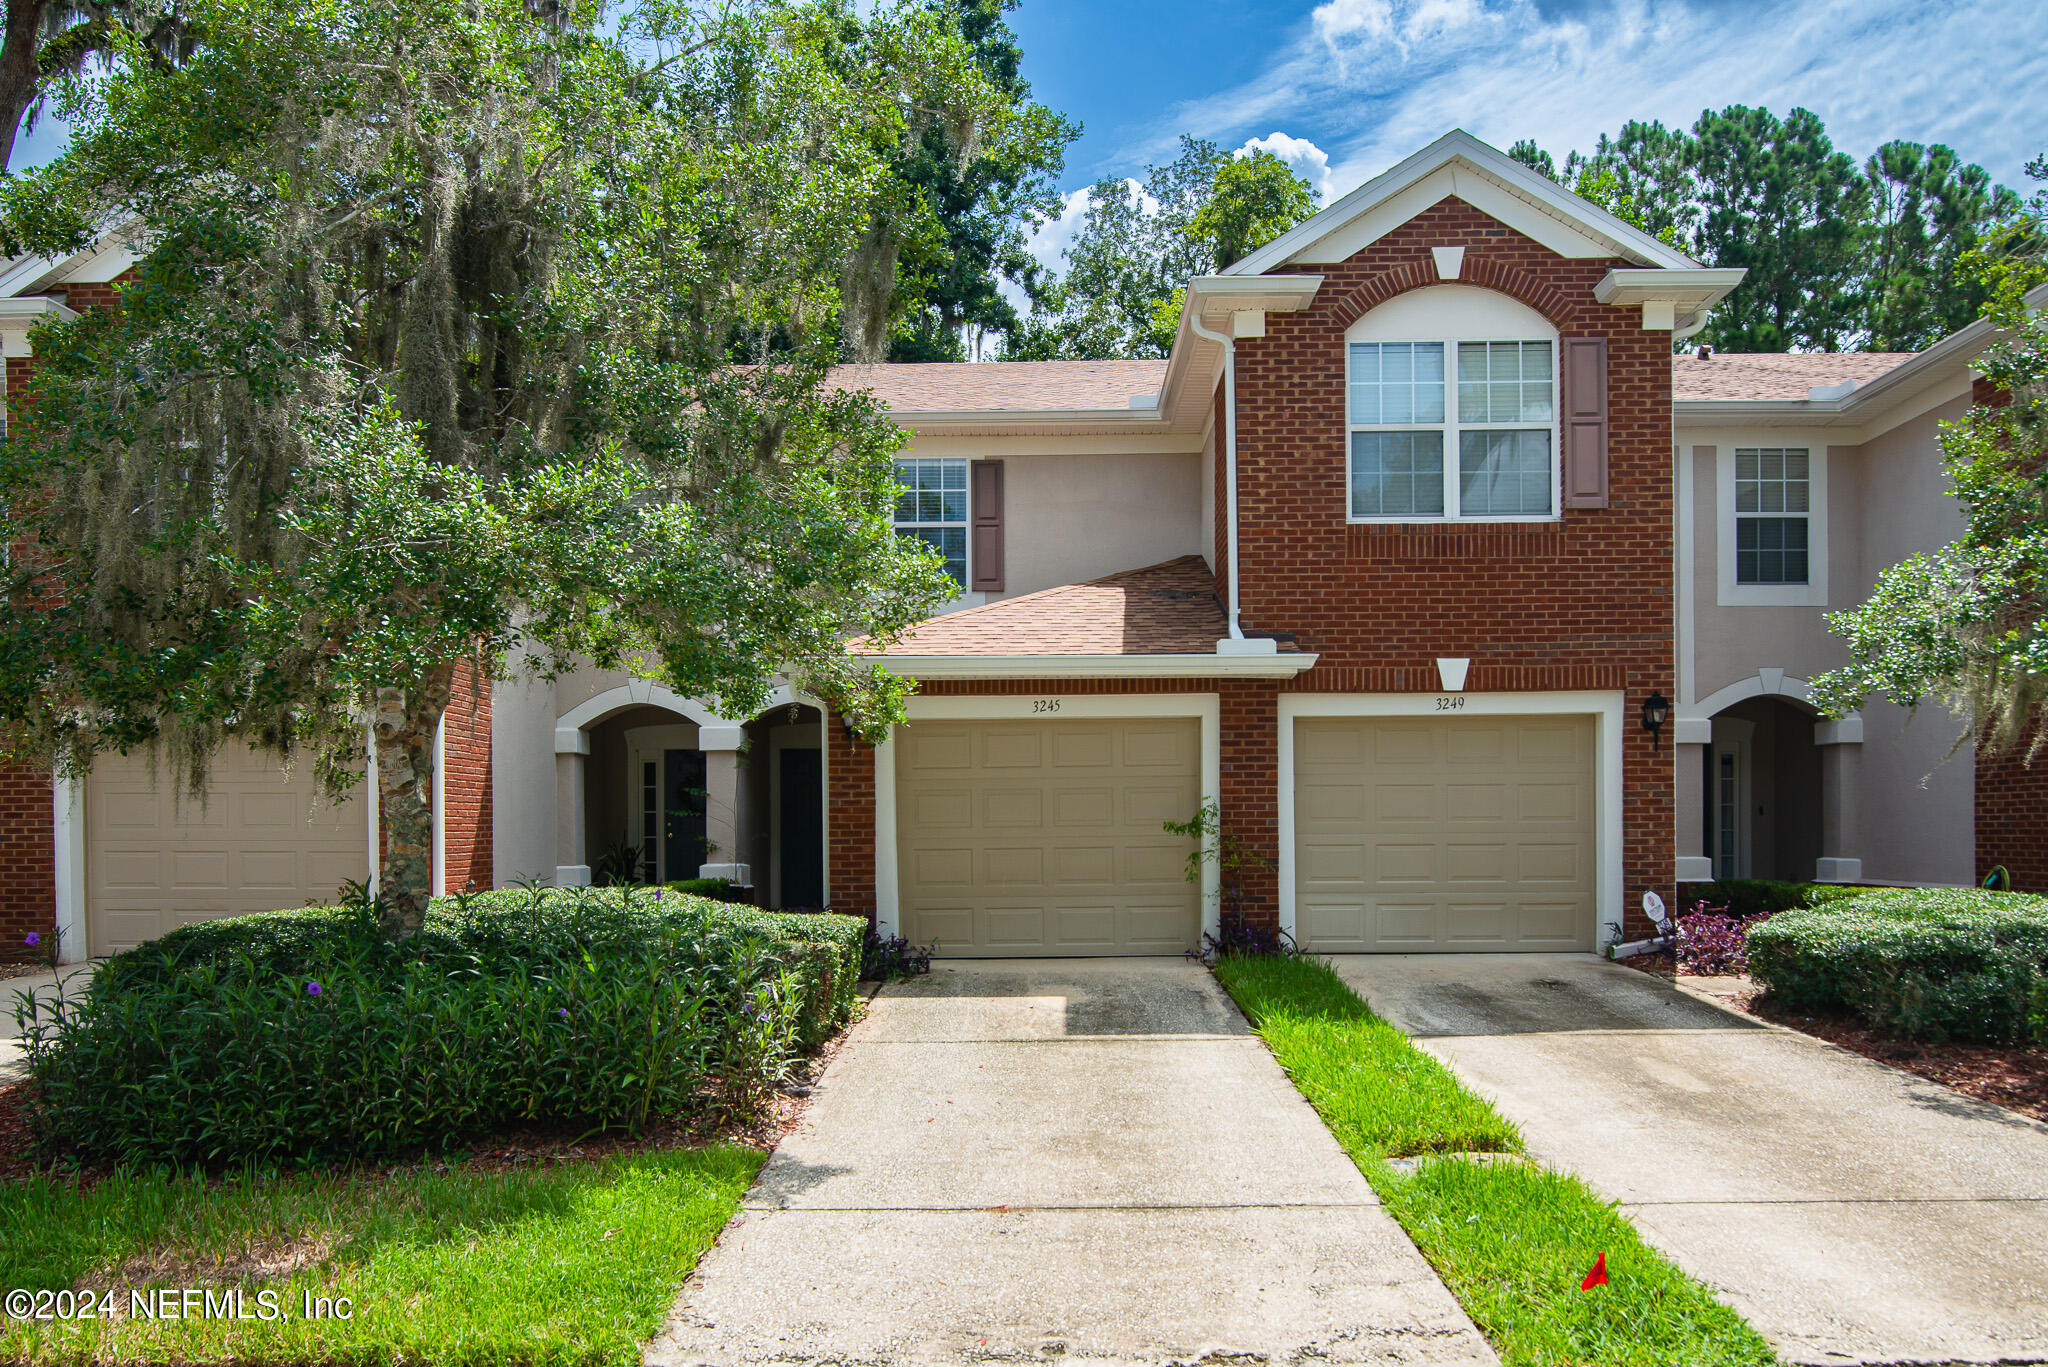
(0, 0, 48, 173)
(372, 666, 455, 939)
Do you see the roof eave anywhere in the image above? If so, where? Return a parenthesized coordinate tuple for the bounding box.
(1224, 129, 1703, 279)
(861, 652, 1321, 680)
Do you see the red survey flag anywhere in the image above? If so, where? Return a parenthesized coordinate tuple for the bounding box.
(1580, 1253, 1609, 1290)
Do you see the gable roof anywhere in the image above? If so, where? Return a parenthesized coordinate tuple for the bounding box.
(1226, 129, 1702, 278)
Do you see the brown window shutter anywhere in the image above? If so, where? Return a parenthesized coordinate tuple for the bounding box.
(1561, 336, 1609, 510)
(969, 459, 1004, 592)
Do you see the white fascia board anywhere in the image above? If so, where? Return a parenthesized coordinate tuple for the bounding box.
(1152, 274, 1324, 424)
(1227, 130, 1701, 279)
(864, 652, 1320, 680)
(0, 296, 79, 323)
(1594, 268, 1747, 308)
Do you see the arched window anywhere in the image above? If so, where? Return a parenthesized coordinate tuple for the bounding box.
(1345, 285, 1561, 522)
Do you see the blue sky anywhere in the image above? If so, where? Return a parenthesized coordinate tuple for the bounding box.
(1011, 0, 2048, 268)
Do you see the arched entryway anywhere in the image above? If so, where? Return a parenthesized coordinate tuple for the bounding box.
(1677, 671, 1863, 886)
(552, 682, 829, 907)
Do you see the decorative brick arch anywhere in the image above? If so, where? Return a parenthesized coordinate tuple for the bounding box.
(1325, 256, 1574, 331)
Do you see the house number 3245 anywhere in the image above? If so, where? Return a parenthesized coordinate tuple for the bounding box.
(1032, 698, 1062, 714)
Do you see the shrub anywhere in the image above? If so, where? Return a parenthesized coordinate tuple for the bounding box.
(666, 877, 754, 905)
(1678, 879, 1861, 919)
(861, 929, 932, 980)
(15, 886, 864, 1166)
(1676, 907, 1764, 975)
(1746, 887, 2048, 1043)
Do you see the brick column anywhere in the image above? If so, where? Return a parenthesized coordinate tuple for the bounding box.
(825, 709, 876, 925)
(1219, 682, 1280, 935)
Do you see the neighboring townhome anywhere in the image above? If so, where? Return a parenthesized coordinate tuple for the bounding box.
(6, 130, 2042, 964)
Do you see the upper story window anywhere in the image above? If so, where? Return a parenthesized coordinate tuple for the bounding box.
(893, 457, 968, 587)
(1733, 447, 1808, 585)
(1345, 286, 1559, 523)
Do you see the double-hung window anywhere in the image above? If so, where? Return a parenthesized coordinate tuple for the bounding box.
(893, 457, 968, 587)
(1348, 337, 1557, 520)
(1733, 448, 1809, 585)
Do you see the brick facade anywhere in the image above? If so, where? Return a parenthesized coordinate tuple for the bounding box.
(0, 764, 54, 961)
(826, 709, 877, 923)
(437, 660, 494, 893)
(1975, 740, 2048, 892)
(840, 197, 1681, 944)
(1236, 197, 1676, 939)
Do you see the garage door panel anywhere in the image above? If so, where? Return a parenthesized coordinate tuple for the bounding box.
(1051, 729, 1114, 768)
(986, 906, 1049, 946)
(981, 730, 1044, 768)
(87, 744, 369, 955)
(896, 718, 1200, 956)
(984, 846, 1046, 886)
(1052, 787, 1113, 826)
(1374, 901, 1441, 947)
(909, 790, 971, 828)
(983, 789, 1043, 827)
(906, 729, 972, 771)
(1295, 715, 1594, 953)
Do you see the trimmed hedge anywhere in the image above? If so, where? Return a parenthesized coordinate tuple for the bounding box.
(1746, 887, 2048, 1043)
(18, 887, 865, 1166)
(1679, 879, 1863, 919)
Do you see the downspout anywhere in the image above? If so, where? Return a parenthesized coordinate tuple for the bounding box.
(1188, 311, 1243, 639)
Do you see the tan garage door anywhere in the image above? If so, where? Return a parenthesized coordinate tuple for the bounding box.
(1295, 715, 1595, 952)
(88, 745, 371, 955)
(896, 718, 1201, 955)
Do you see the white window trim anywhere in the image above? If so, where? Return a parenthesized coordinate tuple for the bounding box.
(1275, 691, 1626, 952)
(1714, 440, 1828, 607)
(892, 455, 971, 588)
(1343, 295, 1564, 525)
(874, 693, 1223, 947)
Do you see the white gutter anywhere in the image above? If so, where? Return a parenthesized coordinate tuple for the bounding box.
(864, 652, 1320, 680)
(1187, 312, 1242, 640)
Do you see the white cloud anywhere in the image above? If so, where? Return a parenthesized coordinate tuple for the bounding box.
(1240, 132, 1336, 202)
(1140, 0, 2047, 202)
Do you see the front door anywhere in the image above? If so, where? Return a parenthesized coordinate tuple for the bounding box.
(779, 747, 823, 908)
(663, 748, 707, 884)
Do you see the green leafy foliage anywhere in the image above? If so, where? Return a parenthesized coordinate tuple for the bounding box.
(1514, 108, 2019, 351)
(1812, 153, 2048, 753)
(0, 0, 990, 934)
(1678, 879, 1862, 919)
(15, 887, 865, 1166)
(1010, 137, 1318, 359)
(1746, 887, 2048, 1043)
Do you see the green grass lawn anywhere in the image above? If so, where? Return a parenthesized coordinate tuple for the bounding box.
(1214, 953, 1778, 1367)
(0, 1143, 763, 1366)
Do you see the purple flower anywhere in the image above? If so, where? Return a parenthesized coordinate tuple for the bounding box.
(306, 981, 323, 997)
(23, 932, 39, 948)
(557, 1008, 569, 1019)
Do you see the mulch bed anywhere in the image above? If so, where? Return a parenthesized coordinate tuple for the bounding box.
(0, 995, 867, 1186)
(1662, 967, 2048, 1125)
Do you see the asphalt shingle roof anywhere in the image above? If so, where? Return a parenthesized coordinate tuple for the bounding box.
(828, 352, 1916, 412)
(1671, 351, 1913, 401)
(864, 557, 1229, 656)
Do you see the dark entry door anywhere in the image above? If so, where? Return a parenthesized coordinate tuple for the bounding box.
(779, 747, 823, 907)
(662, 748, 707, 883)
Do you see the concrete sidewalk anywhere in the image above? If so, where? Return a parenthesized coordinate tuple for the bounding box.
(646, 959, 1496, 1366)
(0, 965, 96, 1083)
(1333, 953, 2048, 1367)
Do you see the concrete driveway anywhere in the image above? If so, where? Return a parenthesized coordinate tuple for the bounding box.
(1333, 954, 2048, 1367)
(646, 959, 1496, 1366)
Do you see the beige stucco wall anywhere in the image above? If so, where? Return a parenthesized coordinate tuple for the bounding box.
(1679, 394, 1975, 886)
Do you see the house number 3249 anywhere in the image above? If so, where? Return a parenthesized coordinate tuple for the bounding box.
(1435, 696, 1466, 711)
(1032, 699, 1062, 714)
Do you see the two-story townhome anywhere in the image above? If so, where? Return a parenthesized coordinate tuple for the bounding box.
(8, 130, 2043, 963)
